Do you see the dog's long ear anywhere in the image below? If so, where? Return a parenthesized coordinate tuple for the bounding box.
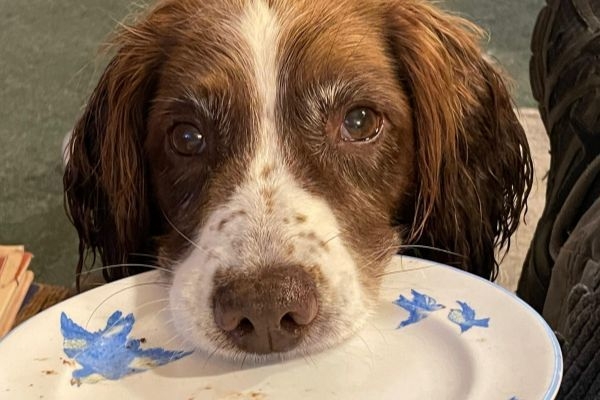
(64, 10, 171, 286)
(387, 1, 533, 279)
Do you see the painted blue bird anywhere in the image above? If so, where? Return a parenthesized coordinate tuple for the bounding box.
(447, 301, 490, 333)
(60, 311, 193, 385)
(393, 289, 445, 328)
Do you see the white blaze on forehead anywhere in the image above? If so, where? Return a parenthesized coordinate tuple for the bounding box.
(238, 0, 281, 172)
(168, 0, 372, 358)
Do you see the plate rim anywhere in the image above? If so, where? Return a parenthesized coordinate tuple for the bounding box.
(396, 256, 563, 400)
(1, 255, 563, 399)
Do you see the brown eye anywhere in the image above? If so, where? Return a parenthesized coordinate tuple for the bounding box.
(170, 123, 206, 156)
(341, 107, 383, 142)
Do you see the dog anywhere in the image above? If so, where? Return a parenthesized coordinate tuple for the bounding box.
(64, 0, 532, 360)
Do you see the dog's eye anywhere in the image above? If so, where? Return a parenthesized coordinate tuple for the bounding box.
(170, 123, 206, 156)
(341, 107, 383, 142)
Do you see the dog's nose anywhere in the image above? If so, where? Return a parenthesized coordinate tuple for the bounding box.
(213, 265, 318, 354)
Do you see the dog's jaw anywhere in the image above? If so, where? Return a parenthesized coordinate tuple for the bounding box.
(169, 0, 372, 359)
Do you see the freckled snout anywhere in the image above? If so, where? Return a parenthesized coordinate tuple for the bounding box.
(213, 265, 319, 354)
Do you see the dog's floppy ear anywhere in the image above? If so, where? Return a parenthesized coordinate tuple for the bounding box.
(64, 9, 172, 286)
(387, 1, 533, 278)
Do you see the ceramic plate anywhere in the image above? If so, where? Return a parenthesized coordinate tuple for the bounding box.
(0, 256, 562, 399)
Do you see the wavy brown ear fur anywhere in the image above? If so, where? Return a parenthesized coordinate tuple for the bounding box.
(64, 4, 181, 288)
(387, 0, 533, 279)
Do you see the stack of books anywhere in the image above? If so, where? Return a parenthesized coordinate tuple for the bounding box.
(0, 245, 34, 338)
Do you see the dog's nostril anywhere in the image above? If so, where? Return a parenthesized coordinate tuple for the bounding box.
(237, 318, 254, 335)
(280, 313, 298, 332)
(213, 302, 243, 332)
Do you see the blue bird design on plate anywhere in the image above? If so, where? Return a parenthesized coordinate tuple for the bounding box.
(447, 301, 490, 333)
(60, 311, 193, 385)
(393, 289, 445, 328)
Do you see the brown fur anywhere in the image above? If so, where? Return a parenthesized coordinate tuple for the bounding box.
(386, 2, 533, 277)
(65, 0, 532, 291)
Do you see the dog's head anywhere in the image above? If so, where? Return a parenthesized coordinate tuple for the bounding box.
(65, 0, 532, 359)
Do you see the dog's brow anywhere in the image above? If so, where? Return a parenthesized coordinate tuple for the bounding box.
(152, 94, 215, 117)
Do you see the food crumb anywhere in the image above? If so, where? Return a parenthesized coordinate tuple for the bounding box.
(70, 378, 82, 387)
(140, 337, 147, 343)
(41, 370, 57, 375)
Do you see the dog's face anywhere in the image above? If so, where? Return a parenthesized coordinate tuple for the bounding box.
(146, 0, 415, 357)
(65, 0, 532, 359)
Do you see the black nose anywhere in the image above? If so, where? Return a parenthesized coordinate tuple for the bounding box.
(213, 265, 319, 354)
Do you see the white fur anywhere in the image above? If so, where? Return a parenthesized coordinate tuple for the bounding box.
(169, 0, 369, 359)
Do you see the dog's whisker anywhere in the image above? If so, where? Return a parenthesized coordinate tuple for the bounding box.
(202, 346, 221, 369)
(85, 282, 170, 328)
(375, 263, 438, 278)
(166, 333, 193, 364)
(77, 263, 173, 277)
(161, 209, 229, 265)
(355, 332, 374, 363)
(165, 324, 197, 351)
(322, 232, 341, 246)
(130, 252, 179, 265)
(357, 243, 399, 272)
(162, 210, 214, 256)
(359, 239, 451, 274)
(132, 298, 170, 314)
(240, 352, 248, 369)
(300, 348, 318, 368)
(396, 244, 463, 257)
(162, 325, 192, 349)
(365, 320, 388, 347)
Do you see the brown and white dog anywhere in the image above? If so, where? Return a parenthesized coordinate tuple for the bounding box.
(64, 0, 532, 360)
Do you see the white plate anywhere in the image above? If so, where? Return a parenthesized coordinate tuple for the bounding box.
(0, 256, 562, 399)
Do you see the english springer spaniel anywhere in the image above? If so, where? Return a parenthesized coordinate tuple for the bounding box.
(64, 0, 532, 360)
